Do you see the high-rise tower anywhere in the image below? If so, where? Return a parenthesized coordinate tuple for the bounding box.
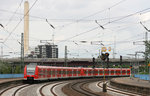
(24, 1, 29, 55)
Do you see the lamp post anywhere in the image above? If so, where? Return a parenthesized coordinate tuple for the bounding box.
(127, 54, 136, 78)
(140, 22, 150, 70)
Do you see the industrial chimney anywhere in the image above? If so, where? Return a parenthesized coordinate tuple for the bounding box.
(24, 1, 29, 56)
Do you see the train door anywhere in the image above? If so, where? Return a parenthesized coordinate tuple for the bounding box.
(99, 69, 103, 76)
(73, 69, 77, 77)
(80, 68, 85, 76)
(47, 68, 51, 78)
(110, 69, 114, 76)
(127, 69, 131, 75)
(67, 69, 71, 77)
(34, 66, 38, 79)
(78, 68, 81, 77)
(104, 69, 109, 76)
(43, 69, 46, 78)
(122, 69, 126, 75)
(38, 68, 42, 78)
(88, 69, 92, 76)
(116, 69, 121, 76)
(62, 68, 66, 78)
(94, 69, 98, 76)
(85, 69, 88, 77)
(52, 68, 56, 78)
(57, 68, 61, 78)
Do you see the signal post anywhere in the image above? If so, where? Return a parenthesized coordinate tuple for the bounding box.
(101, 47, 110, 92)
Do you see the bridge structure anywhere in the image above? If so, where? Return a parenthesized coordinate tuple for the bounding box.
(1, 58, 145, 67)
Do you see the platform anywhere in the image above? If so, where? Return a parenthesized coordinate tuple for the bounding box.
(0, 78, 23, 84)
(110, 77, 150, 95)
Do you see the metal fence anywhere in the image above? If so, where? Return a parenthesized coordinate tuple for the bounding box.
(134, 74, 150, 80)
(0, 74, 23, 78)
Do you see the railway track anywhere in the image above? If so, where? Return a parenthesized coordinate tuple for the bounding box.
(0, 84, 31, 96)
(97, 81, 141, 96)
(39, 82, 63, 96)
(62, 78, 109, 96)
(71, 80, 100, 96)
(1, 78, 143, 96)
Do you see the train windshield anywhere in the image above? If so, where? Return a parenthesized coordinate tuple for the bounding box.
(27, 63, 36, 75)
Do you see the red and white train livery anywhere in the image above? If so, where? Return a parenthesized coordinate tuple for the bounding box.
(24, 64, 131, 81)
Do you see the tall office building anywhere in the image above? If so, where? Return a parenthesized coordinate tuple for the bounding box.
(34, 44, 58, 58)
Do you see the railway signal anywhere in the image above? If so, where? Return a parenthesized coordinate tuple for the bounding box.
(100, 53, 106, 61)
(120, 55, 122, 65)
(120, 55, 122, 75)
(92, 57, 95, 68)
(100, 53, 109, 61)
(105, 53, 109, 58)
(105, 53, 109, 68)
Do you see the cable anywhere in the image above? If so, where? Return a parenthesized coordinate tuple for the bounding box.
(0, 8, 142, 22)
(57, 0, 127, 28)
(3, 0, 38, 44)
(5, 0, 23, 26)
(56, 26, 99, 44)
(79, 0, 127, 20)
(103, 8, 150, 26)
(56, 7, 150, 45)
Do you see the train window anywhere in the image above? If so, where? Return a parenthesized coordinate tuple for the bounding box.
(52, 70, 55, 75)
(27, 64, 36, 75)
(61, 70, 63, 74)
(88, 70, 92, 74)
(127, 71, 130, 73)
(122, 70, 126, 73)
(88, 70, 90, 74)
(43, 69, 45, 73)
(58, 70, 61, 74)
(105, 70, 109, 74)
(49, 70, 52, 75)
(94, 70, 98, 74)
(116, 70, 121, 74)
(63, 70, 67, 74)
(73, 70, 76, 74)
(39, 69, 43, 76)
(38, 69, 41, 71)
(78, 71, 80, 74)
(70, 70, 72, 74)
(115, 70, 117, 74)
(99, 70, 103, 74)
(111, 70, 114, 74)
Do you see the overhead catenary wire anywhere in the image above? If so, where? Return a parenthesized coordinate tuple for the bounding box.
(140, 21, 150, 32)
(3, 0, 38, 44)
(56, 7, 150, 44)
(78, 0, 127, 20)
(0, 8, 147, 22)
(5, 0, 24, 27)
(57, 0, 127, 28)
(0, 0, 149, 58)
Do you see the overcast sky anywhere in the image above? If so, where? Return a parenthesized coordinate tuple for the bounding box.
(0, 0, 150, 58)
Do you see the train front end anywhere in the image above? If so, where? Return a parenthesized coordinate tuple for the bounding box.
(24, 64, 38, 81)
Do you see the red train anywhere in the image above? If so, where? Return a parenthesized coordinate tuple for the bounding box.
(24, 63, 131, 81)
